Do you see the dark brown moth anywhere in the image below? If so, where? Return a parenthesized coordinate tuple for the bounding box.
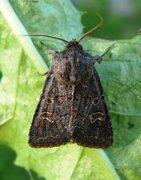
(28, 14, 113, 148)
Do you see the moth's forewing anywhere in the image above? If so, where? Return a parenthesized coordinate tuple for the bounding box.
(29, 69, 72, 147)
(73, 68, 113, 148)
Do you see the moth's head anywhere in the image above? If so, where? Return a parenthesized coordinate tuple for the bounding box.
(65, 39, 83, 51)
(66, 39, 79, 47)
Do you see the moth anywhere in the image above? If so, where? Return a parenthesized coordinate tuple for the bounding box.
(28, 14, 113, 148)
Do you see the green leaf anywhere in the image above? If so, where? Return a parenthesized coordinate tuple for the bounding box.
(0, 0, 141, 179)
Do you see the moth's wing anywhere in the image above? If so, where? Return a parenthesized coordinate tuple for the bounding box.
(73, 68, 113, 148)
(29, 69, 72, 147)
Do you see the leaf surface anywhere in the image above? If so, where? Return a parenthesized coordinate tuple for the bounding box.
(0, 0, 141, 179)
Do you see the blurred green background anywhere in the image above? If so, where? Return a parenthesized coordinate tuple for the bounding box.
(71, 0, 141, 39)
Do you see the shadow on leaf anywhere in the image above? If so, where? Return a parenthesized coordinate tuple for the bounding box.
(0, 145, 45, 180)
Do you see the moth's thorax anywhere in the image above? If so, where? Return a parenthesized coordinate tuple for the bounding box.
(53, 41, 93, 85)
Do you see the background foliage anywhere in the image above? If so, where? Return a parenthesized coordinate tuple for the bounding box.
(0, 0, 141, 180)
(72, 0, 141, 39)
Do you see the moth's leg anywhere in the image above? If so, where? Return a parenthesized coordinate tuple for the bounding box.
(101, 46, 112, 58)
(92, 55, 103, 64)
(93, 46, 112, 64)
(37, 71, 48, 76)
(40, 41, 57, 55)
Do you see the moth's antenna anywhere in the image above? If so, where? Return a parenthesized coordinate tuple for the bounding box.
(24, 34, 69, 43)
(78, 13, 104, 43)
